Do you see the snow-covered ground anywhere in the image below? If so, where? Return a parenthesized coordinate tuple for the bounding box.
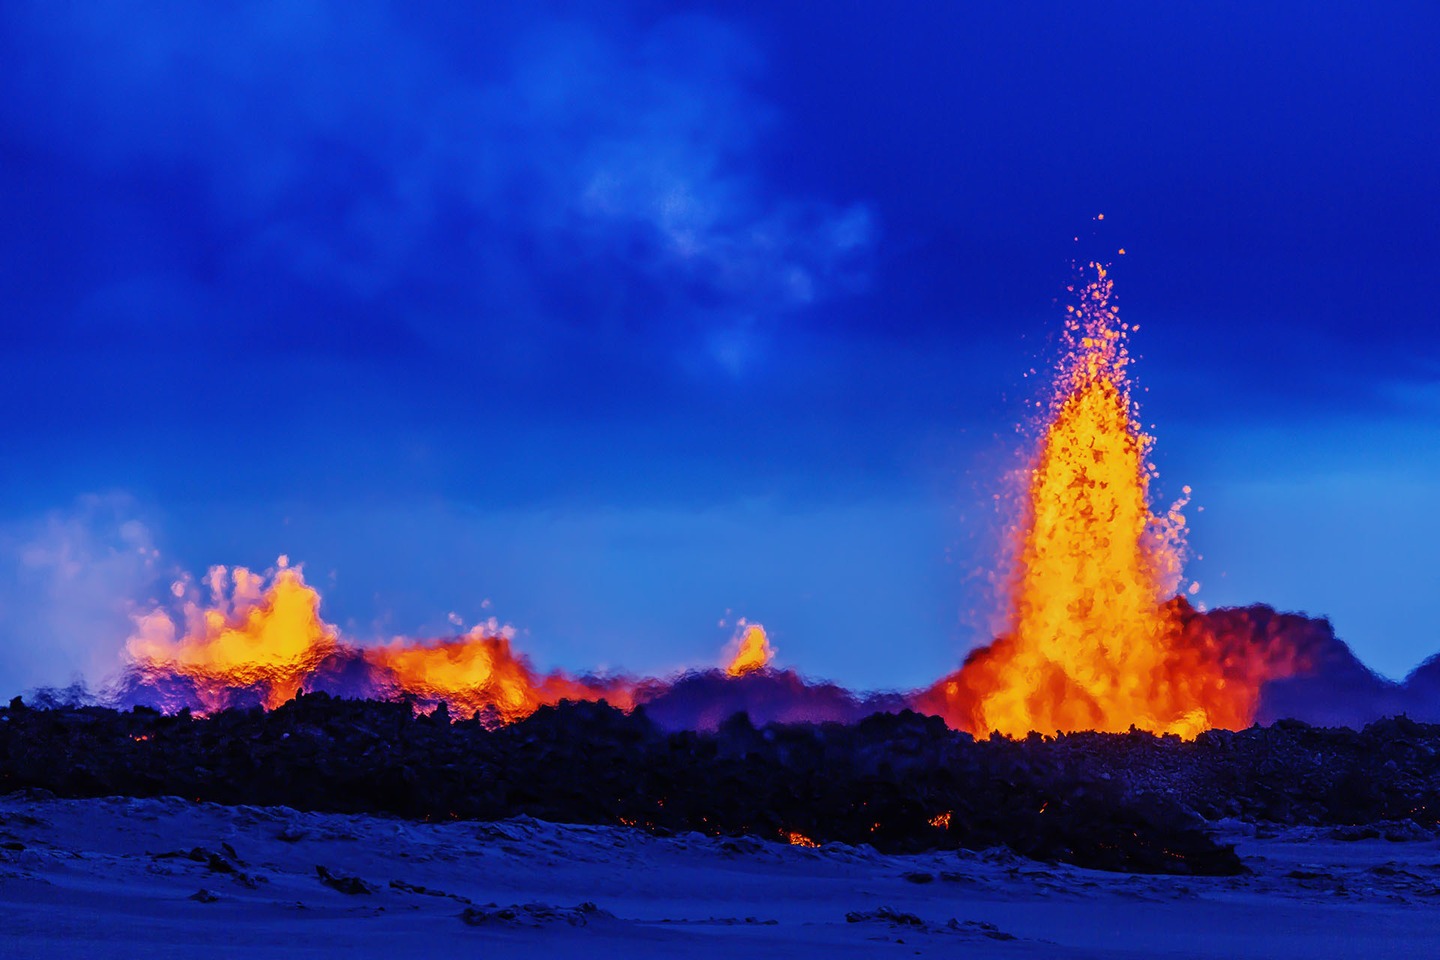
(2, 794, 1438, 958)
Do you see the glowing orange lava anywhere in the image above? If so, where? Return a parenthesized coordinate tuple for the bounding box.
(118, 265, 1312, 736)
(367, 627, 633, 723)
(126, 559, 338, 712)
(724, 623, 774, 676)
(126, 560, 632, 722)
(921, 264, 1298, 737)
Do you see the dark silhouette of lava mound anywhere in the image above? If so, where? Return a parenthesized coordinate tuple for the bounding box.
(1398, 655, 1440, 718)
(638, 668, 906, 731)
(1189, 602, 1438, 727)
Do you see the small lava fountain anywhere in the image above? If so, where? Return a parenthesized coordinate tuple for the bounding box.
(725, 623, 775, 677)
(126, 558, 339, 713)
(123, 559, 632, 722)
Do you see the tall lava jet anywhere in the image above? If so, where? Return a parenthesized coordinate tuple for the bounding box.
(920, 264, 1301, 737)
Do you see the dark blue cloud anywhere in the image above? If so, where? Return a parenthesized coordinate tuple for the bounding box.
(0, 4, 871, 374)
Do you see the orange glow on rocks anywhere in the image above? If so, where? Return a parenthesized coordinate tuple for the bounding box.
(920, 264, 1300, 737)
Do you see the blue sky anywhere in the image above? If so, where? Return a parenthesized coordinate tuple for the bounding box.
(2, 1, 1437, 694)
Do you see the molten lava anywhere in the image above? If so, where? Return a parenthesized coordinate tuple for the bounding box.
(725, 623, 774, 676)
(125, 561, 632, 722)
(115, 264, 1317, 734)
(126, 559, 338, 712)
(367, 628, 633, 722)
(124, 561, 796, 722)
(921, 264, 1300, 737)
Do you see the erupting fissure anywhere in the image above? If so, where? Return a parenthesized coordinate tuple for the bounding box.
(124, 561, 634, 722)
(921, 264, 1300, 737)
(116, 264, 1308, 735)
(126, 558, 339, 713)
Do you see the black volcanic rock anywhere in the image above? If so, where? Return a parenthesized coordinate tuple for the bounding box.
(0, 695, 1267, 875)
(7, 695, 1439, 875)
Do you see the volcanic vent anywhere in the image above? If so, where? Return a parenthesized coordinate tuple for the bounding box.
(77, 264, 1429, 736)
(120, 558, 633, 723)
(918, 264, 1309, 737)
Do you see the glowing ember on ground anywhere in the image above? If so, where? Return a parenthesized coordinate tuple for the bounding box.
(786, 831, 819, 848)
(920, 264, 1301, 737)
(724, 622, 775, 676)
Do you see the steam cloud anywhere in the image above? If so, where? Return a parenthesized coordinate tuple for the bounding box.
(0, 495, 162, 698)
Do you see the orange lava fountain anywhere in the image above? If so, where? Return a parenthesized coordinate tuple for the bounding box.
(921, 264, 1298, 737)
(125, 560, 631, 722)
(126, 559, 340, 712)
(725, 623, 774, 676)
(367, 630, 634, 721)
